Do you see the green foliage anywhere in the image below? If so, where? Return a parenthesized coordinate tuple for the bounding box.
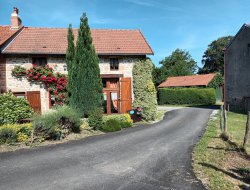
(158, 88, 216, 105)
(70, 13, 103, 116)
(101, 119, 122, 132)
(66, 24, 75, 103)
(0, 127, 17, 144)
(11, 65, 26, 77)
(103, 114, 132, 127)
(153, 49, 197, 86)
(207, 73, 224, 88)
(133, 59, 157, 121)
(32, 106, 81, 140)
(120, 122, 131, 128)
(0, 123, 32, 144)
(0, 93, 33, 125)
(88, 108, 103, 130)
(199, 36, 233, 75)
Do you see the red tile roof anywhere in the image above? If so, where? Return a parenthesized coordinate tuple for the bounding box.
(158, 74, 216, 88)
(2, 27, 154, 55)
(0, 26, 20, 46)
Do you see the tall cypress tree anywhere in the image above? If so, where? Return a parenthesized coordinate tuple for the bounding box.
(72, 13, 103, 116)
(66, 24, 75, 103)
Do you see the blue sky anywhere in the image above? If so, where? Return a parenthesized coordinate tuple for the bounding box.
(0, 0, 249, 67)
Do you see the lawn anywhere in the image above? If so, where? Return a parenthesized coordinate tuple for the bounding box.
(193, 111, 250, 190)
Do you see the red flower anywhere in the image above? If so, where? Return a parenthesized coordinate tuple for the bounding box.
(54, 91, 59, 95)
(49, 67, 53, 71)
(41, 75, 46, 81)
(33, 64, 37, 68)
(33, 76, 38, 80)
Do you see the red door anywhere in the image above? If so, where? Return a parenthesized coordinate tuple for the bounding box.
(26, 91, 41, 113)
(120, 78, 132, 113)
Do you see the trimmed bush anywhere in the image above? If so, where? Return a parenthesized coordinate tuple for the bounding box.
(158, 88, 216, 105)
(0, 93, 33, 125)
(101, 119, 121, 132)
(32, 106, 81, 140)
(103, 114, 132, 127)
(133, 59, 157, 121)
(120, 122, 132, 128)
(88, 108, 103, 130)
(0, 123, 32, 144)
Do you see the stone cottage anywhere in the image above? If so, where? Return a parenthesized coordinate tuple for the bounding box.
(0, 7, 154, 114)
(224, 24, 250, 111)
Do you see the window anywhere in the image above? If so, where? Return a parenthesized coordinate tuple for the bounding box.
(110, 58, 119, 70)
(32, 57, 47, 66)
(13, 92, 26, 98)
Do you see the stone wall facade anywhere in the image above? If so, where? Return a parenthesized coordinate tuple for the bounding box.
(225, 26, 250, 112)
(4, 55, 143, 113)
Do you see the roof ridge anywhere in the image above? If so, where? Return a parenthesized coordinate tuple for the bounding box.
(24, 27, 140, 31)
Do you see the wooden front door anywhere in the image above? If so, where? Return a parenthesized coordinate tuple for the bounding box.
(102, 78, 120, 114)
(121, 78, 132, 113)
(26, 91, 41, 113)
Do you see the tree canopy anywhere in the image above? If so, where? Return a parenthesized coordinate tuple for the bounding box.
(68, 13, 103, 117)
(198, 36, 233, 75)
(153, 49, 197, 86)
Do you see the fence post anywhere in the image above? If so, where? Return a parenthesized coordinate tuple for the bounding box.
(243, 111, 250, 150)
(223, 107, 228, 132)
(220, 105, 224, 132)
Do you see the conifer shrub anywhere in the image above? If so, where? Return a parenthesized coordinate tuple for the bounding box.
(88, 108, 103, 130)
(0, 93, 33, 125)
(101, 119, 121, 132)
(133, 59, 157, 121)
(158, 88, 216, 105)
(68, 13, 103, 116)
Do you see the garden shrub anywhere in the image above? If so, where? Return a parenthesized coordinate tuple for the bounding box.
(0, 93, 33, 125)
(103, 114, 132, 127)
(88, 108, 103, 130)
(32, 105, 81, 140)
(158, 88, 216, 105)
(101, 119, 121, 132)
(133, 59, 157, 121)
(120, 121, 132, 128)
(0, 123, 32, 144)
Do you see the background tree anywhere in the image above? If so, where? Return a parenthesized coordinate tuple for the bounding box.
(152, 49, 197, 86)
(66, 24, 75, 102)
(70, 13, 103, 117)
(133, 59, 157, 121)
(198, 36, 233, 75)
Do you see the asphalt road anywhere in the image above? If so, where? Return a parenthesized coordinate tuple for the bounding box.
(0, 107, 213, 190)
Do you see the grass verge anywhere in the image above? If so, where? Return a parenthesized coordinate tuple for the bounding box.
(193, 111, 250, 190)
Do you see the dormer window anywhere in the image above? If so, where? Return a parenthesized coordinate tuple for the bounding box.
(32, 57, 47, 66)
(110, 58, 119, 70)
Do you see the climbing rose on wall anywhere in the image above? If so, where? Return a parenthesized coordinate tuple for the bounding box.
(12, 65, 68, 105)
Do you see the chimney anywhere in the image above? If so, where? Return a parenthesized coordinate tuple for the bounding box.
(11, 7, 22, 29)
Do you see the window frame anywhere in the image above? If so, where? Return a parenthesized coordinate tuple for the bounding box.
(32, 57, 47, 66)
(110, 58, 119, 70)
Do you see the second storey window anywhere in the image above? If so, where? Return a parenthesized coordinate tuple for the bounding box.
(32, 57, 47, 66)
(110, 58, 119, 70)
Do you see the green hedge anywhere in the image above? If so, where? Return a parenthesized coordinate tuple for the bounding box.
(0, 93, 33, 125)
(158, 88, 216, 105)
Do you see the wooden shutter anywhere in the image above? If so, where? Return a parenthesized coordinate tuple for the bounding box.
(26, 91, 41, 113)
(120, 77, 132, 113)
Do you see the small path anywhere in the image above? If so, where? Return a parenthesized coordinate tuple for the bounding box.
(0, 107, 213, 190)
